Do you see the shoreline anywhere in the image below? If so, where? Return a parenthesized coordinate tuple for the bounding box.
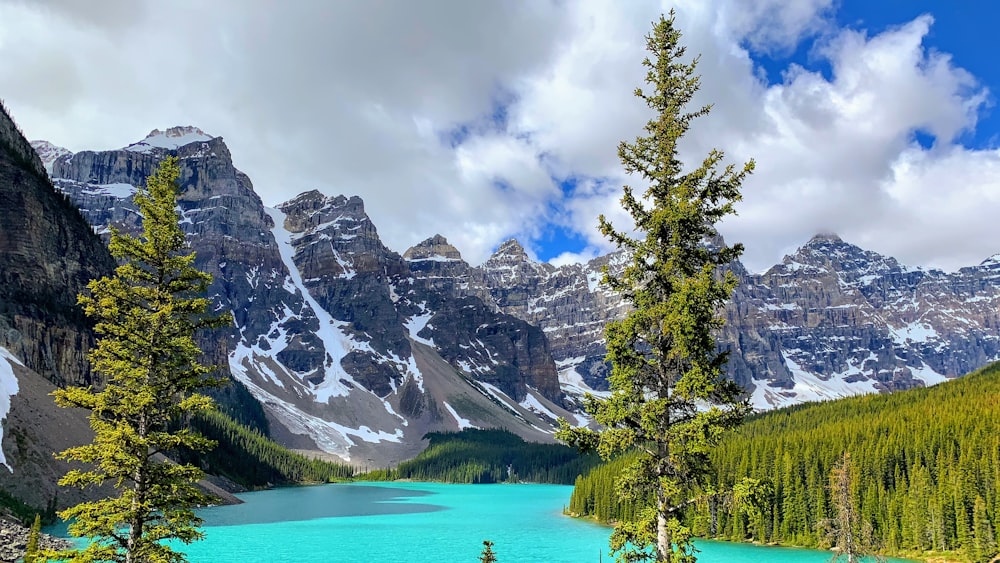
(0, 517, 72, 563)
(562, 511, 957, 563)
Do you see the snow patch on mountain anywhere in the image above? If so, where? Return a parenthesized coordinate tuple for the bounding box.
(29, 140, 72, 174)
(0, 348, 22, 473)
(404, 309, 435, 347)
(125, 126, 214, 153)
(477, 381, 522, 412)
(890, 321, 939, 344)
(235, 376, 402, 460)
(79, 182, 137, 199)
(264, 207, 358, 401)
(407, 255, 461, 263)
(750, 351, 883, 410)
(556, 356, 604, 398)
(520, 390, 560, 421)
(908, 361, 948, 385)
(781, 352, 879, 402)
(229, 305, 301, 389)
(443, 402, 477, 430)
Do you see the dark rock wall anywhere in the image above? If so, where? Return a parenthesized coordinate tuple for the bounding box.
(0, 103, 114, 386)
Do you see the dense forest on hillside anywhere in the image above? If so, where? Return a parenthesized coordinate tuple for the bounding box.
(176, 410, 354, 488)
(568, 362, 1000, 562)
(360, 428, 599, 484)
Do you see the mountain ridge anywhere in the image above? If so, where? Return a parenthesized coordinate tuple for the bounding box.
(37, 130, 575, 466)
(28, 126, 1000, 461)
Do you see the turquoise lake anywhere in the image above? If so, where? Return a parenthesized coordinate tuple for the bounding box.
(53, 482, 914, 562)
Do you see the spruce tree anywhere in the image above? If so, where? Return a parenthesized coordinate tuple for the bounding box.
(24, 513, 42, 563)
(971, 496, 997, 563)
(45, 156, 231, 563)
(556, 10, 753, 563)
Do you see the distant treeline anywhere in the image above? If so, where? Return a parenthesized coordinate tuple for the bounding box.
(568, 362, 1000, 562)
(360, 428, 599, 484)
(0, 488, 56, 525)
(177, 409, 355, 488)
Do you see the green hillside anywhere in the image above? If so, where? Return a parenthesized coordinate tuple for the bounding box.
(177, 410, 354, 489)
(568, 362, 1000, 562)
(360, 428, 599, 484)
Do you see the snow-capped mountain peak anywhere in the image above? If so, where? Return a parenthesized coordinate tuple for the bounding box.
(29, 140, 72, 174)
(980, 253, 1000, 268)
(124, 126, 215, 153)
(39, 125, 1000, 464)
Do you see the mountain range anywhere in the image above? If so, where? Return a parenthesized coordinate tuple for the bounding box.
(3, 118, 999, 476)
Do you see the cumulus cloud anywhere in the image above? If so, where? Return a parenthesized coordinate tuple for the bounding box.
(715, 14, 990, 271)
(0, 0, 995, 271)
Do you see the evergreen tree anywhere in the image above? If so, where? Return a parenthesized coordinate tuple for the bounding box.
(44, 156, 231, 563)
(24, 513, 41, 563)
(971, 496, 997, 563)
(569, 361, 1000, 560)
(556, 11, 753, 563)
(479, 540, 497, 563)
(820, 453, 883, 563)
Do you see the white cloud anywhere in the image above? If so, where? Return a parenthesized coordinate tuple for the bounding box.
(871, 146, 1000, 269)
(713, 0, 835, 54)
(0, 0, 996, 271)
(714, 14, 990, 272)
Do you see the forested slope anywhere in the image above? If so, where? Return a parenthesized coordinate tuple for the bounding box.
(361, 428, 598, 484)
(568, 362, 1000, 561)
(177, 411, 355, 489)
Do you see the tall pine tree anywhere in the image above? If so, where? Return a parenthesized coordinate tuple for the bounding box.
(45, 156, 231, 563)
(557, 11, 754, 563)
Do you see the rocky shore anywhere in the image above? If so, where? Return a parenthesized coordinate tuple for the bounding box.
(0, 518, 72, 563)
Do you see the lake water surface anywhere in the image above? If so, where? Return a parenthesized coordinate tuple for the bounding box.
(151, 482, 913, 563)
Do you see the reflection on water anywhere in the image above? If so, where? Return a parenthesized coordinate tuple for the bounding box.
(198, 484, 445, 527)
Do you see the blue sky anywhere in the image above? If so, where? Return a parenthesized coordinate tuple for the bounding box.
(532, 1, 999, 264)
(1, 0, 998, 272)
(751, 1, 998, 149)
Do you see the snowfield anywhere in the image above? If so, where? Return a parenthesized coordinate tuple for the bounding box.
(0, 348, 22, 472)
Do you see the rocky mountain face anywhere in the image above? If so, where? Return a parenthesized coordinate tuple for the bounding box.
(399, 237, 628, 397)
(0, 102, 116, 514)
(26, 123, 1000, 465)
(730, 234, 1000, 408)
(39, 129, 572, 466)
(453, 232, 1000, 410)
(399, 236, 562, 403)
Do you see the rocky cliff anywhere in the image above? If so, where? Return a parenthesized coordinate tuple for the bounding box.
(0, 104, 115, 388)
(400, 236, 563, 404)
(0, 102, 116, 515)
(400, 236, 628, 398)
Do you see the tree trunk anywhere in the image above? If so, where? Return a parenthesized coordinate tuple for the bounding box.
(657, 486, 670, 562)
(127, 473, 143, 563)
(127, 415, 148, 563)
(709, 496, 718, 535)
